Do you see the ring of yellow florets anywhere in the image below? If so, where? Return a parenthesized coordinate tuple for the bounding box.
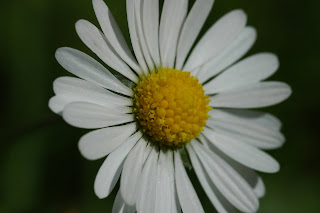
(133, 67, 212, 148)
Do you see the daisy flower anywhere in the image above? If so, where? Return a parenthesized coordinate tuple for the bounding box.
(49, 0, 291, 212)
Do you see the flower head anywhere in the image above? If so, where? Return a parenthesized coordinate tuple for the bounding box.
(134, 67, 212, 147)
(49, 0, 291, 212)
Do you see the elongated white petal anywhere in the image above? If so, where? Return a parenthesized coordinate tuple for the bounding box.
(159, 0, 188, 68)
(120, 137, 148, 205)
(211, 81, 292, 108)
(183, 10, 247, 71)
(136, 147, 158, 213)
(199, 135, 266, 199)
(175, 0, 214, 70)
(208, 109, 284, 149)
(112, 191, 136, 213)
(217, 150, 266, 198)
(155, 151, 172, 213)
(203, 127, 280, 173)
(209, 109, 282, 131)
(211, 125, 284, 150)
(75, 19, 139, 83)
(93, 0, 141, 73)
(167, 152, 181, 213)
(175, 151, 204, 213)
(126, 0, 148, 74)
(207, 118, 284, 150)
(53, 77, 131, 105)
(49, 95, 131, 114)
(55, 47, 132, 96)
(143, 0, 160, 67)
(186, 144, 237, 213)
(197, 27, 256, 83)
(94, 131, 142, 198)
(192, 141, 259, 212)
(50, 77, 131, 113)
(63, 102, 133, 129)
(78, 123, 136, 160)
(204, 53, 279, 94)
(134, 0, 155, 71)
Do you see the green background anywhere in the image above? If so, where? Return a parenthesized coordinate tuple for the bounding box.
(1, 0, 319, 212)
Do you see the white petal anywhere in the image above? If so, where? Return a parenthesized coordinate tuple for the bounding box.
(63, 102, 133, 129)
(211, 81, 292, 108)
(197, 27, 256, 83)
(78, 123, 136, 160)
(203, 127, 280, 173)
(120, 137, 148, 205)
(192, 67, 201, 77)
(155, 150, 172, 213)
(254, 177, 266, 198)
(93, 0, 141, 73)
(51, 77, 132, 114)
(209, 108, 282, 130)
(191, 141, 259, 212)
(159, 0, 188, 68)
(204, 53, 279, 94)
(167, 152, 181, 213)
(207, 109, 284, 149)
(134, 0, 155, 71)
(183, 10, 247, 71)
(143, 0, 161, 67)
(75, 19, 139, 83)
(207, 119, 284, 150)
(142, 143, 153, 164)
(174, 151, 204, 213)
(112, 190, 136, 213)
(55, 47, 132, 96)
(210, 124, 284, 150)
(112, 191, 125, 213)
(198, 133, 211, 149)
(216, 150, 266, 198)
(49, 95, 131, 115)
(49, 96, 70, 114)
(53, 77, 131, 105)
(186, 144, 237, 213)
(175, 0, 214, 70)
(126, 0, 148, 75)
(136, 147, 158, 213)
(94, 131, 142, 198)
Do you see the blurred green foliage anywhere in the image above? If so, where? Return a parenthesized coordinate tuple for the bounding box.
(1, 0, 319, 212)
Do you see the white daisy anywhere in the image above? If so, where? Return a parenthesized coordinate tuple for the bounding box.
(49, 0, 291, 212)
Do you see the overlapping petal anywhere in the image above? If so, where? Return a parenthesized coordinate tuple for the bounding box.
(211, 81, 292, 108)
(159, 0, 188, 68)
(78, 123, 137, 160)
(93, 0, 141, 73)
(175, 0, 214, 70)
(94, 131, 142, 198)
(49, 77, 131, 114)
(76, 19, 139, 83)
(183, 9, 247, 71)
(55, 47, 132, 96)
(175, 151, 205, 213)
(120, 138, 151, 205)
(196, 27, 256, 83)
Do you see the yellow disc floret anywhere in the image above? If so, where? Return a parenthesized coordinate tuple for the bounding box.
(133, 67, 212, 148)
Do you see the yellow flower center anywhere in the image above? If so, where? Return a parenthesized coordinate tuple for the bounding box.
(133, 67, 212, 148)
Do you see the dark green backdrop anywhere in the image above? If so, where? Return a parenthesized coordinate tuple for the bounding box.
(1, 0, 319, 212)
